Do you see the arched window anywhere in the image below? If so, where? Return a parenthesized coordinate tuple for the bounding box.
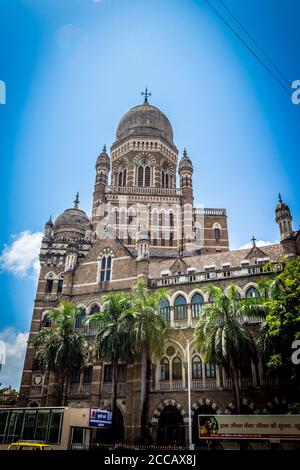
(45, 278, 53, 294)
(41, 313, 51, 328)
(174, 295, 187, 320)
(214, 228, 221, 240)
(138, 166, 144, 186)
(75, 308, 86, 329)
(90, 304, 100, 314)
(118, 172, 123, 186)
(172, 357, 182, 380)
(161, 170, 165, 188)
(100, 256, 112, 282)
(246, 287, 260, 298)
(145, 166, 150, 186)
(191, 293, 204, 318)
(169, 232, 174, 247)
(160, 357, 169, 381)
(165, 173, 169, 188)
(152, 211, 158, 227)
(205, 363, 216, 378)
(57, 275, 63, 294)
(123, 168, 127, 186)
(192, 356, 202, 379)
(160, 299, 170, 321)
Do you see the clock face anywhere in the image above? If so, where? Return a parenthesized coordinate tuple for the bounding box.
(34, 375, 43, 386)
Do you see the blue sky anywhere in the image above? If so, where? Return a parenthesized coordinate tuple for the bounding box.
(0, 0, 299, 388)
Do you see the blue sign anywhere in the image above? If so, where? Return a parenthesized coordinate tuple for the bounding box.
(89, 408, 112, 428)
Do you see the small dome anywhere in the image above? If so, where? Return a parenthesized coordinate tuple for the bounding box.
(275, 194, 290, 213)
(178, 148, 193, 171)
(97, 145, 110, 167)
(116, 102, 173, 144)
(53, 207, 90, 238)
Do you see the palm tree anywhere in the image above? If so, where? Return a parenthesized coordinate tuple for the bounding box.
(131, 281, 168, 440)
(31, 301, 88, 406)
(87, 291, 135, 437)
(195, 284, 263, 413)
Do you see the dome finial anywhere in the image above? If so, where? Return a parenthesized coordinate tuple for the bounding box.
(278, 193, 282, 203)
(141, 86, 151, 104)
(103, 144, 107, 153)
(183, 148, 187, 157)
(74, 191, 80, 209)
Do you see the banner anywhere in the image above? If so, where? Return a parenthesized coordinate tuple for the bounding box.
(89, 408, 112, 428)
(199, 415, 300, 440)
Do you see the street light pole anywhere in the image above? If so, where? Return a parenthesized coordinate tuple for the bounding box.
(186, 337, 193, 450)
(176, 326, 193, 450)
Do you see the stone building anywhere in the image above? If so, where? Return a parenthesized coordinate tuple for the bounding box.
(18, 94, 300, 446)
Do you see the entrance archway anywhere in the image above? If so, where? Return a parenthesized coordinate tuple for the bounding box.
(157, 405, 185, 446)
(94, 407, 124, 445)
(192, 405, 216, 447)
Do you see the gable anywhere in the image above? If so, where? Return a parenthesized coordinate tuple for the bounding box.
(245, 245, 268, 261)
(169, 257, 189, 275)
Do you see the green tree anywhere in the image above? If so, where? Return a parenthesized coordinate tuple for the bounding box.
(31, 301, 88, 405)
(87, 291, 135, 437)
(131, 281, 168, 440)
(195, 285, 262, 413)
(257, 258, 300, 385)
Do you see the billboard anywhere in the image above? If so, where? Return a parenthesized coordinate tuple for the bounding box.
(199, 415, 300, 440)
(89, 408, 112, 428)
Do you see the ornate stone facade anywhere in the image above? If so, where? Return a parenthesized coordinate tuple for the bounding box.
(19, 97, 300, 445)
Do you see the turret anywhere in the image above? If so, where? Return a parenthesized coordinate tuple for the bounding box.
(275, 194, 293, 239)
(44, 216, 53, 239)
(136, 229, 150, 282)
(178, 148, 193, 205)
(92, 145, 110, 226)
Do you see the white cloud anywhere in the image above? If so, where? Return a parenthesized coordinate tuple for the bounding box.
(0, 231, 43, 279)
(237, 240, 277, 250)
(0, 328, 28, 390)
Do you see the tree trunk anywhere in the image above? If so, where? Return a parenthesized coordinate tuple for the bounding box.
(229, 353, 241, 414)
(59, 374, 65, 407)
(111, 361, 118, 443)
(140, 343, 148, 442)
(64, 377, 69, 406)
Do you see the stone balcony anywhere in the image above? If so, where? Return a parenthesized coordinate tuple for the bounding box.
(68, 383, 91, 396)
(150, 263, 282, 288)
(102, 382, 127, 397)
(105, 185, 182, 197)
(152, 377, 287, 393)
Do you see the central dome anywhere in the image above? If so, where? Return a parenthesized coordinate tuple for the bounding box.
(116, 102, 174, 144)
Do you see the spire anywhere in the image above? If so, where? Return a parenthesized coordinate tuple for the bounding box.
(278, 193, 282, 204)
(45, 215, 53, 226)
(74, 191, 80, 209)
(102, 144, 107, 153)
(141, 86, 151, 104)
(183, 147, 187, 157)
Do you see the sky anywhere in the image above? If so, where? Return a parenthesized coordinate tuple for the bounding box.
(0, 0, 299, 388)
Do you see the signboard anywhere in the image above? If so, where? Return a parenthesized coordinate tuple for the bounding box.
(89, 408, 112, 428)
(199, 415, 300, 440)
